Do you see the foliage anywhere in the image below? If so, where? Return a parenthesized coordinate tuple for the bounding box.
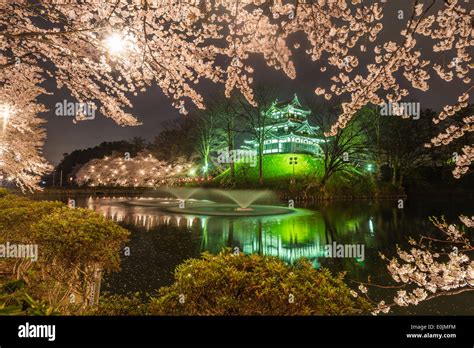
(234, 86, 279, 185)
(0, 287, 59, 316)
(55, 139, 148, 186)
(376, 108, 436, 185)
(213, 152, 377, 197)
(0, 292, 25, 316)
(152, 118, 200, 162)
(0, 194, 63, 243)
(149, 250, 371, 316)
(323, 171, 376, 197)
(2, 279, 26, 294)
(1, 2, 472, 188)
(31, 207, 129, 274)
(90, 293, 149, 316)
(0, 193, 130, 313)
(24, 207, 129, 312)
(21, 293, 59, 316)
(307, 101, 376, 187)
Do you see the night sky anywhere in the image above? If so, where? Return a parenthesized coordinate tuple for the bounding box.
(39, 1, 471, 165)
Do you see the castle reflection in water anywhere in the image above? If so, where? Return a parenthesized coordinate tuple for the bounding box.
(87, 196, 377, 267)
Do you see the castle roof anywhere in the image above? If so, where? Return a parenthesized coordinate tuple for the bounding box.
(274, 94, 303, 108)
(267, 94, 311, 117)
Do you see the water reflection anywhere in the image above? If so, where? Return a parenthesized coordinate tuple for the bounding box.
(32, 194, 474, 314)
(88, 197, 379, 269)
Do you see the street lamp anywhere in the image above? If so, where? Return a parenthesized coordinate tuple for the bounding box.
(289, 156, 298, 184)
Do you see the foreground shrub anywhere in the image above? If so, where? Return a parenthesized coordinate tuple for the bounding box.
(0, 195, 64, 286)
(91, 293, 149, 316)
(0, 188, 9, 198)
(0, 193, 130, 314)
(25, 207, 130, 312)
(0, 285, 59, 316)
(149, 250, 371, 315)
(0, 194, 63, 241)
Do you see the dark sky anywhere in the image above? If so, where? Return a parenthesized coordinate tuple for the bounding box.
(39, 1, 472, 165)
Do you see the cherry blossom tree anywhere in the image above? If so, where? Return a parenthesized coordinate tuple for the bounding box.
(1, 0, 472, 189)
(1, 0, 472, 313)
(352, 215, 473, 315)
(75, 150, 194, 187)
(0, 65, 50, 191)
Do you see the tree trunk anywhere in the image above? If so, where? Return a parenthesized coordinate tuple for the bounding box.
(203, 146, 210, 180)
(320, 173, 328, 188)
(398, 172, 404, 187)
(228, 136, 235, 184)
(391, 163, 397, 185)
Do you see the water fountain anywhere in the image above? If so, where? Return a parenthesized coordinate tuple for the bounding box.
(212, 189, 272, 211)
(163, 189, 293, 216)
(125, 187, 202, 208)
(124, 188, 295, 217)
(162, 187, 201, 201)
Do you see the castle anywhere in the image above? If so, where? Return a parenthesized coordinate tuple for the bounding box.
(243, 94, 323, 155)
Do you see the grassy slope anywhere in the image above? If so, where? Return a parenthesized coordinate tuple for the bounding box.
(214, 153, 324, 186)
(213, 153, 378, 195)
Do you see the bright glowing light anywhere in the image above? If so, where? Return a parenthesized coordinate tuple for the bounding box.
(104, 33, 127, 55)
(104, 32, 136, 56)
(0, 103, 13, 130)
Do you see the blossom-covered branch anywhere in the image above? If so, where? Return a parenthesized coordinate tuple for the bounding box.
(352, 215, 473, 315)
(1, 0, 472, 188)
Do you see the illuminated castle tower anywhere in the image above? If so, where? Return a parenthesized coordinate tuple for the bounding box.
(244, 94, 323, 155)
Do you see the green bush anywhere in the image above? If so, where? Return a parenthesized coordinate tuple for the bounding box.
(324, 171, 376, 197)
(31, 207, 129, 273)
(91, 293, 149, 316)
(23, 207, 130, 312)
(0, 196, 63, 243)
(149, 250, 371, 315)
(0, 193, 130, 314)
(0, 290, 59, 316)
(2, 280, 26, 294)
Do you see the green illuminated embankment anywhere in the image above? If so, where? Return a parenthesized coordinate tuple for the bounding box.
(214, 153, 324, 185)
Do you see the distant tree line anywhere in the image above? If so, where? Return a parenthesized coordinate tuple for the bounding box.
(53, 90, 473, 193)
(49, 137, 148, 186)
